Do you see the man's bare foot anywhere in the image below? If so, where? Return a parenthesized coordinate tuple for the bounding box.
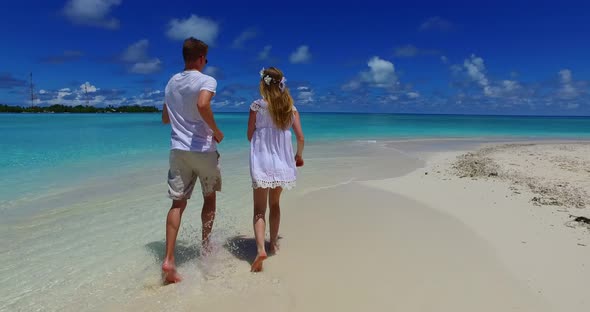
(250, 252, 267, 272)
(269, 243, 280, 255)
(162, 261, 182, 284)
(201, 241, 212, 257)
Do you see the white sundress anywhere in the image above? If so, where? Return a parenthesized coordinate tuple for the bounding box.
(249, 99, 298, 189)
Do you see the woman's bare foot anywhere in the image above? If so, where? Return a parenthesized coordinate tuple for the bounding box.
(250, 251, 267, 272)
(269, 243, 280, 255)
(162, 261, 182, 284)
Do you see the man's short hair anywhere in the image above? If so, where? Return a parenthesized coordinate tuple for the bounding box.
(183, 37, 208, 63)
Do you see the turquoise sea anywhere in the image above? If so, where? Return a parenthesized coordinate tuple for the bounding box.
(1, 113, 590, 206)
(1, 112, 589, 311)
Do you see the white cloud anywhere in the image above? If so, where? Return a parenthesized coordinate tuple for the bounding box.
(211, 100, 231, 108)
(296, 86, 314, 105)
(289, 45, 312, 64)
(120, 40, 161, 74)
(454, 54, 525, 98)
(63, 0, 121, 29)
(464, 54, 489, 90)
(362, 56, 398, 88)
(258, 45, 272, 60)
(419, 17, 453, 32)
(502, 80, 520, 92)
(567, 103, 580, 109)
(121, 39, 149, 63)
(120, 89, 164, 107)
(166, 15, 219, 44)
(559, 69, 573, 84)
(37, 82, 116, 106)
(450, 64, 463, 74)
(41, 50, 84, 64)
(80, 82, 97, 93)
(342, 79, 362, 91)
(130, 59, 162, 74)
(57, 88, 73, 100)
(232, 28, 257, 48)
(558, 69, 578, 99)
(394, 44, 439, 57)
(342, 56, 400, 91)
(441, 56, 449, 64)
(560, 85, 578, 98)
(407, 92, 420, 99)
(204, 66, 223, 79)
(463, 54, 500, 96)
(395, 45, 419, 57)
(36, 84, 167, 107)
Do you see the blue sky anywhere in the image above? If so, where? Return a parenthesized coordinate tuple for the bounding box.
(1, 0, 589, 115)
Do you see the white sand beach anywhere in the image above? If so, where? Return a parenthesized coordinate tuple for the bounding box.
(115, 140, 589, 311)
(3, 140, 589, 312)
(365, 142, 590, 311)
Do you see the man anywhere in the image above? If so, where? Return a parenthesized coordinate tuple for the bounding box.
(161, 37, 224, 284)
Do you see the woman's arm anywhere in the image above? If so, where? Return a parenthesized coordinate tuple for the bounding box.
(292, 111, 305, 164)
(247, 109, 257, 141)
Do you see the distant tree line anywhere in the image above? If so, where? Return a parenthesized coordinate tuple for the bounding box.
(0, 104, 160, 113)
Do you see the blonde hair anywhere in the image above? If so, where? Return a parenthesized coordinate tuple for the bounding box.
(259, 67, 294, 130)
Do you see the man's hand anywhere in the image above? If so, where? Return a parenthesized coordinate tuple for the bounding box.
(214, 130, 224, 143)
(197, 90, 223, 144)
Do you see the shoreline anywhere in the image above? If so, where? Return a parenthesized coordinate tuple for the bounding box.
(2, 138, 589, 311)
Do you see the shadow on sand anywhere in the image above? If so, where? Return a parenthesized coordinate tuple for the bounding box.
(224, 235, 280, 265)
(145, 240, 201, 267)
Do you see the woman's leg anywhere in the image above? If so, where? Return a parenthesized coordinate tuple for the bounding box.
(269, 187, 283, 254)
(251, 187, 269, 272)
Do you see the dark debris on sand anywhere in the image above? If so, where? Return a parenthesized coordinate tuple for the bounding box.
(566, 215, 590, 231)
(451, 144, 588, 210)
(452, 147, 501, 179)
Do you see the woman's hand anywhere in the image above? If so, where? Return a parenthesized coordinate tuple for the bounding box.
(295, 154, 304, 167)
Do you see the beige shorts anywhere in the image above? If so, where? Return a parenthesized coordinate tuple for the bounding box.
(167, 149, 222, 200)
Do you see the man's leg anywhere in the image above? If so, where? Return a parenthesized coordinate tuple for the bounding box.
(162, 199, 188, 283)
(197, 151, 222, 254)
(201, 192, 216, 254)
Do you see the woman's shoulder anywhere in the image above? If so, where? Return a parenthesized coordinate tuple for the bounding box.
(250, 99, 268, 111)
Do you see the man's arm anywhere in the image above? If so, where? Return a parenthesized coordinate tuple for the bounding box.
(162, 103, 170, 124)
(247, 109, 256, 141)
(197, 90, 223, 143)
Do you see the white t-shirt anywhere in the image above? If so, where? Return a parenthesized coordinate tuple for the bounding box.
(164, 70, 217, 152)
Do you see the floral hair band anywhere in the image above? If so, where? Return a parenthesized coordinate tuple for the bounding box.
(260, 68, 287, 92)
